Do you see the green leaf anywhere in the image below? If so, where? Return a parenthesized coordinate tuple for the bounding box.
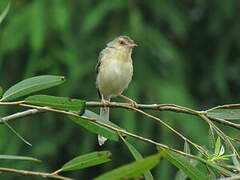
(207, 109, 240, 120)
(0, 155, 41, 162)
(60, 151, 112, 171)
(70, 110, 120, 142)
(25, 95, 85, 113)
(232, 155, 240, 168)
(214, 137, 221, 155)
(202, 158, 234, 176)
(0, 86, 3, 97)
(208, 126, 216, 152)
(0, 75, 65, 101)
(158, 130, 234, 176)
(0, 0, 10, 24)
(4, 121, 32, 146)
(183, 141, 190, 154)
(121, 137, 154, 180)
(162, 150, 207, 180)
(174, 141, 195, 180)
(94, 153, 162, 180)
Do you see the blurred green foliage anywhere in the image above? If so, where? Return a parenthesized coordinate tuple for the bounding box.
(0, 0, 240, 179)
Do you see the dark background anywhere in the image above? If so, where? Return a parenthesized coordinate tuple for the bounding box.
(0, 0, 240, 179)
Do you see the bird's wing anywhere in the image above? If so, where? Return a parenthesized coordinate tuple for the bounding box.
(96, 48, 106, 74)
(96, 47, 109, 97)
(96, 46, 115, 73)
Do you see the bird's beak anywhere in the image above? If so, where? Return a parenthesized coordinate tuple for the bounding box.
(128, 43, 138, 48)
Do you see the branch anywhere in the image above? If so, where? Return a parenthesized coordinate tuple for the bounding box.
(1, 101, 240, 131)
(86, 101, 202, 115)
(0, 101, 240, 173)
(113, 103, 207, 156)
(86, 101, 240, 130)
(0, 109, 41, 123)
(206, 104, 240, 112)
(0, 103, 206, 158)
(0, 102, 206, 156)
(206, 115, 240, 129)
(0, 102, 205, 155)
(0, 167, 74, 180)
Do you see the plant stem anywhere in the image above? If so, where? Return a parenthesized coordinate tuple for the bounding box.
(0, 167, 74, 180)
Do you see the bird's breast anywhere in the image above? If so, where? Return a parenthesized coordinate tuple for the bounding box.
(97, 58, 133, 97)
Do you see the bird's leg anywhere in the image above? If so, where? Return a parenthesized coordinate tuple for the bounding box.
(101, 95, 110, 106)
(118, 94, 138, 108)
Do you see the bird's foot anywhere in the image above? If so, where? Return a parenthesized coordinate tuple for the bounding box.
(128, 99, 138, 108)
(118, 94, 138, 108)
(101, 99, 111, 106)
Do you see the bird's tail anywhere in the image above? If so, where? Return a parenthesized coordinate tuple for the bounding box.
(98, 97, 110, 146)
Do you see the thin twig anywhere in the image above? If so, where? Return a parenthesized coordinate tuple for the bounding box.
(86, 102, 240, 130)
(0, 167, 74, 180)
(1, 101, 240, 129)
(19, 104, 96, 121)
(206, 115, 240, 129)
(206, 104, 240, 112)
(0, 101, 24, 105)
(0, 104, 95, 124)
(90, 119, 239, 173)
(86, 101, 202, 115)
(86, 102, 240, 121)
(93, 118, 201, 160)
(0, 109, 41, 123)
(114, 103, 207, 157)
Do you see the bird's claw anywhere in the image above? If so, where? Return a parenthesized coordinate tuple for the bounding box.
(129, 100, 138, 108)
(101, 99, 110, 106)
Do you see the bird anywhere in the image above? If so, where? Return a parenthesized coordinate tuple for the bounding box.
(96, 35, 137, 145)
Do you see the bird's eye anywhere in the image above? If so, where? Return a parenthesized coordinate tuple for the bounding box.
(119, 40, 125, 45)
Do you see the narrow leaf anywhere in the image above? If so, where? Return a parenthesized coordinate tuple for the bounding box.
(4, 121, 32, 146)
(0, 0, 10, 24)
(214, 137, 221, 155)
(175, 141, 193, 180)
(94, 153, 162, 180)
(25, 95, 85, 113)
(184, 141, 190, 154)
(162, 150, 207, 180)
(204, 159, 235, 176)
(157, 146, 234, 176)
(0, 155, 41, 162)
(0, 75, 65, 101)
(219, 146, 225, 156)
(60, 151, 111, 171)
(121, 136, 154, 180)
(207, 109, 240, 120)
(201, 114, 240, 160)
(0, 86, 3, 97)
(208, 126, 216, 152)
(217, 154, 234, 160)
(232, 155, 240, 168)
(175, 170, 188, 180)
(70, 110, 119, 142)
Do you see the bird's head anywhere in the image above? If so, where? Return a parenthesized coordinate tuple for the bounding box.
(107, 36, 137, 53)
